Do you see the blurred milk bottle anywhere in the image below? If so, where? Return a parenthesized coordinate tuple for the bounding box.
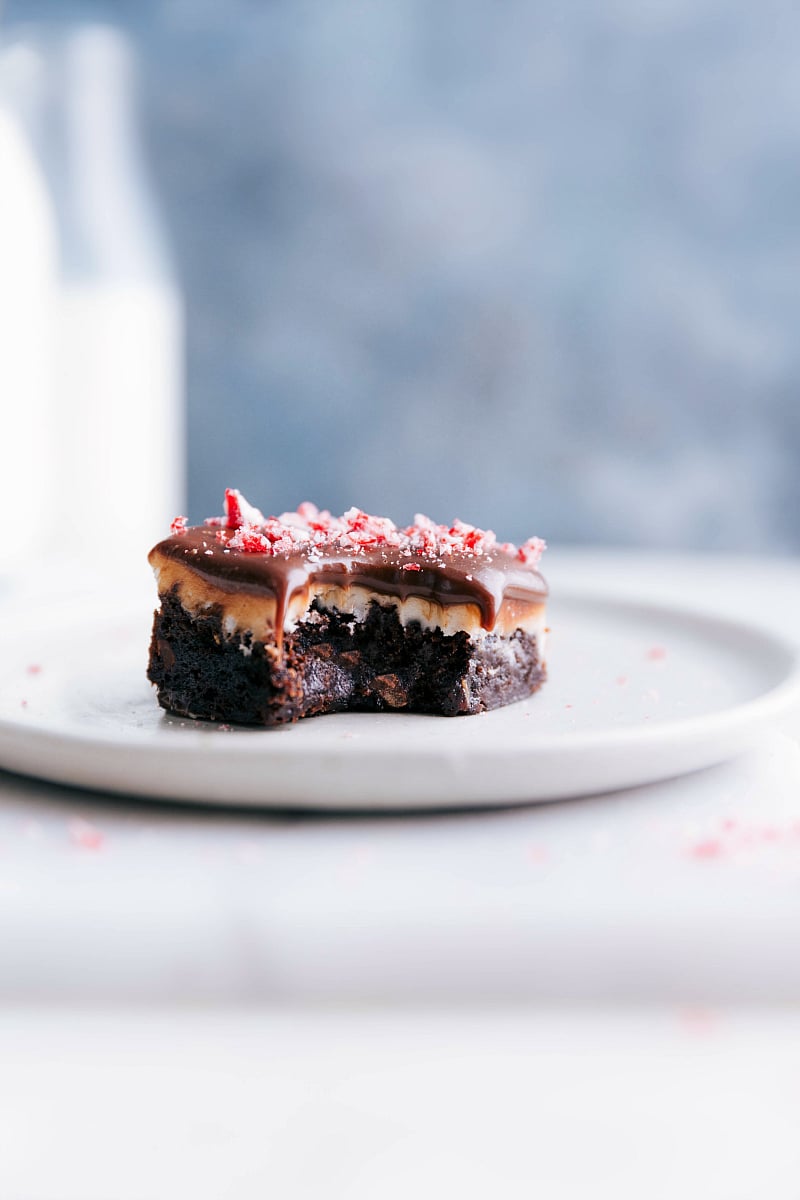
(2, 23, 184, 579)
(53, 25, 184, 573)
(0, 57, 57, 579)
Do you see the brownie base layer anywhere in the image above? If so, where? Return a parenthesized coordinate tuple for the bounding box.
(147, 587, 546, 726)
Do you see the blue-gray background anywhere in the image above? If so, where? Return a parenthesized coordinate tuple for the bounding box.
(9, 0, 800, 548)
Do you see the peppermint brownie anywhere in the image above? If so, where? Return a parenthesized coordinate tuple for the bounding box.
(147, 490, 547, 726)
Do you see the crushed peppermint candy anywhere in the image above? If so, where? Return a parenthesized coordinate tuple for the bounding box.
(177, 491, 547, 566)
(204, 488, 266, 530)
(516, 537, 547, 566)
(227, 525, 271, 554)
(68, 816, 104, 852)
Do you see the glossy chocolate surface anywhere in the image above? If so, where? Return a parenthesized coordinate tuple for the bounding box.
(152, 525, 548, 632)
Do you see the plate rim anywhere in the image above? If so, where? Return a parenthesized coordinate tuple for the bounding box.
(0, 589, 798, 807)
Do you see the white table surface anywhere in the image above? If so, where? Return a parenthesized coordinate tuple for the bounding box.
(1, 548, 798, 1005)
(1, 1006, 799, 1200)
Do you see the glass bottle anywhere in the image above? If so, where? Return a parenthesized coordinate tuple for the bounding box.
(3, 23, 184, 580)
(0, 42, 57, 582)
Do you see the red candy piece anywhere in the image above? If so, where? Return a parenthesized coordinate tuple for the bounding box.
(516, 536, 547, 567)
(224, 488, 265, 529)
(203, 489, 265, 529)
(227, 524, 270, 553)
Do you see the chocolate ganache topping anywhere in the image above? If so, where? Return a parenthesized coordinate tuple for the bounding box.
(151, 490, 547, 636)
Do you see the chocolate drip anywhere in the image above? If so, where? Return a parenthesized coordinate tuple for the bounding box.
(151, 526, 548, 634)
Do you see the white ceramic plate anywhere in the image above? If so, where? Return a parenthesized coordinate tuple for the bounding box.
(0, 592, 798, 809)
